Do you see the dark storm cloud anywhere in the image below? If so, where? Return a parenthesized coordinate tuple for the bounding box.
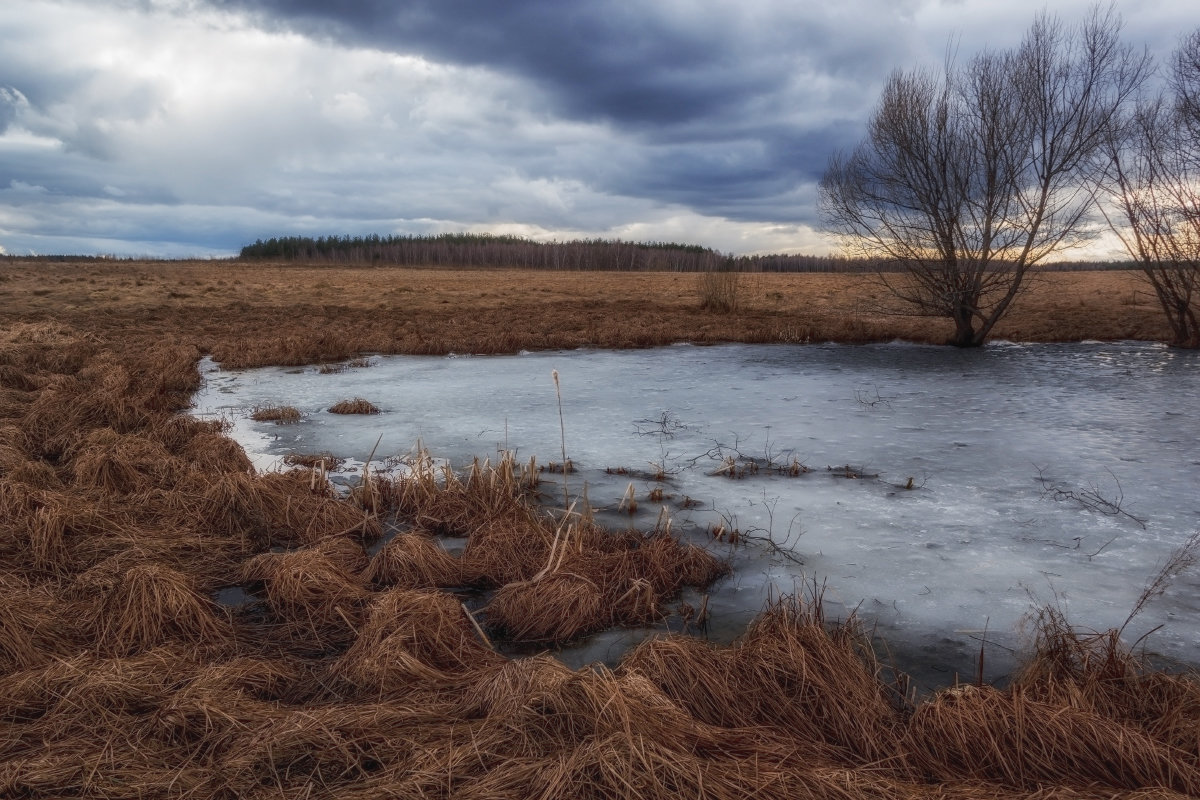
(205, 0, 891, 128)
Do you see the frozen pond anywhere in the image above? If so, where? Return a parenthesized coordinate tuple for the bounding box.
(191, 341, 1200, 690)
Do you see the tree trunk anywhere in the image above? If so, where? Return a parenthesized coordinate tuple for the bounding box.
(949, 305, 982, 347)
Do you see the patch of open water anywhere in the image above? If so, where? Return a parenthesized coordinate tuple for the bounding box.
(191, 341, 1200, 691)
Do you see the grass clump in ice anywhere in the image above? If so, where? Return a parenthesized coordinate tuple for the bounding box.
(328, 397, 380, 415)
(250, 404, 301, 424)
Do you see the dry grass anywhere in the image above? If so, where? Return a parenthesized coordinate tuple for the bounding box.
(328, 588, 503, 696)
(0, 262, 1174, 371)
(249, 403, 301, 423)
(241, 546, 371, 632)
(77, 562, 232, 656)
(697, 269, 741, 313)
(906, 684, 1200, 794)
(328, 397, 381, 414)
(0, 258, 1195, 799)
(364, 530, 463, 588)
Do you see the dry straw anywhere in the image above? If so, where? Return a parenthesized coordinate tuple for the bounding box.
(240, 547, 371, 650)
(328, 588, 503, 697)
(79, 562, 232, 656)
(364, 530, 462, 589)
(3, 265, 1198, 800)
(249, 404, 301, 423)
(329, 397, 381, 414)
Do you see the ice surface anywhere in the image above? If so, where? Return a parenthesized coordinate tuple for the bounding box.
(191, 341, 1200, 689)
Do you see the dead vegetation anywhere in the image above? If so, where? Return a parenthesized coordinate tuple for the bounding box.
(0, 260, 1195, 798)
(250, 403, 301, 423)
(328, 397, 381, 414)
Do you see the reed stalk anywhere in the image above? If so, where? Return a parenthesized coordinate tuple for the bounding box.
(552, 370, 569, 514)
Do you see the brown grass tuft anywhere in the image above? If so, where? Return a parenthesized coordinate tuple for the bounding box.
(28, 503, 72, 574)
(619, 634, 739, 727)
(1, 453, 62, 491)
(329, 588, 502, 696)
(241, 547, 371, 638)
(250, 404, 301, 423)
(623, 595, 909, 771)
(328, 397, 381, 414)
(1012, 606, 1200, 759)
(216, 703, 433, 794)
(729, 595, 905, 766)
(486, 573, 606, 642)
(181, 430, 254, 473)
(79, 562, 232, 656)
(905, 683, 1200, 794)
(259, 470, 383, 545)
(364, 530, 463, 588)
(0, 574, 69, 672)
(193, 471, 270, 541)
(66, 427, 180, 494)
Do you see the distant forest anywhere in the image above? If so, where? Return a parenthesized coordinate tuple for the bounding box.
(238, 233, 860, 272)
(237, 233, 1133, 273)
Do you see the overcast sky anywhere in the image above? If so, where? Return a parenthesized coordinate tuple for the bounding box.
(0, 0, 1194, 258)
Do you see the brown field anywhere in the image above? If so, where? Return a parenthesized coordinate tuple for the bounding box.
(0, 260, 1173, 364)
(0, 258, 1196, 799)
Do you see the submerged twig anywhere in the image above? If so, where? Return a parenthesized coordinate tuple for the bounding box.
(1036, 465, 1147, 529)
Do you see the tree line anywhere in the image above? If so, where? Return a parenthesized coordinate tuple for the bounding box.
(237, 233, 1131, 274)
(237, 233, 872, 272)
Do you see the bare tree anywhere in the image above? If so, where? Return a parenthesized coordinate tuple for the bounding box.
(820, 8, 1150, 347)
(1099, 29, 1200, 348)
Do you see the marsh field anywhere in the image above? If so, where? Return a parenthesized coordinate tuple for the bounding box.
(2, 258, 1199, 799)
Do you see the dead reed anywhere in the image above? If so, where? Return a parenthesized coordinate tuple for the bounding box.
(78, 562, 232, 656)
(328, 397, 381, 414)
(905, 683, 1200, 794)
(0, 262, 1194, 799)
(249, 403, 301, 423)
(240, 547, 372, 644)
(328, 588, 503, 697)
(364, 530, 463, 588)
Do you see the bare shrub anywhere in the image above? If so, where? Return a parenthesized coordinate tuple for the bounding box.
(697, 268, 741, 313)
